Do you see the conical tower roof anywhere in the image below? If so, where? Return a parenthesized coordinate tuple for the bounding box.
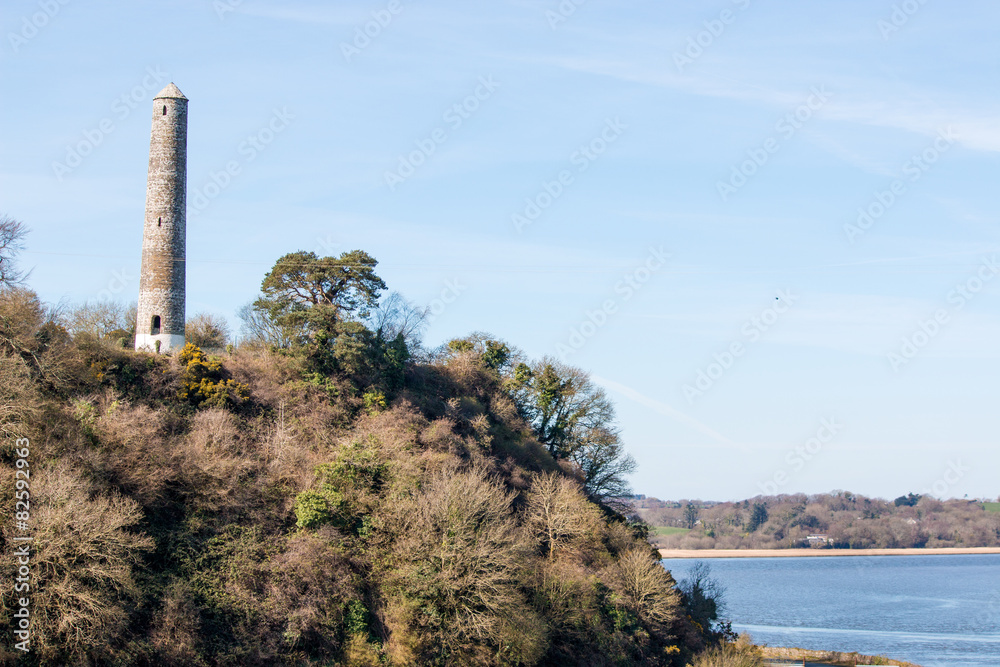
(153, 83, 187, 100)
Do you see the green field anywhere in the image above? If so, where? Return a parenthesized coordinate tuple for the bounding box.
(984, 502, 1000, 513)
(652, 526, 692, 537)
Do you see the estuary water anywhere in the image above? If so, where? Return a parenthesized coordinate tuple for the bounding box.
(661, 554, 1000, 667)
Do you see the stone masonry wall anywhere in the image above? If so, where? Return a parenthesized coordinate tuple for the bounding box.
(136, 87, 187, 352)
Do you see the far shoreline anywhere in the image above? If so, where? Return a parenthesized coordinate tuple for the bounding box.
(659, 546, 1000, 558)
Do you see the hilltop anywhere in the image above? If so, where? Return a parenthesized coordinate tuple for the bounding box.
(0, 246, 754, 666)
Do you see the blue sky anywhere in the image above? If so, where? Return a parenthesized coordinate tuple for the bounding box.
(4, 0, 999, 501)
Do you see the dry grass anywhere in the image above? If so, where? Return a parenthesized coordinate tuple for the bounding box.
(688, 634, 765, 667)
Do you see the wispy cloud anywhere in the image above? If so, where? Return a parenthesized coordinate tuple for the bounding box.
(536, 53, 1000, 154)
(593, 375, 752, 452)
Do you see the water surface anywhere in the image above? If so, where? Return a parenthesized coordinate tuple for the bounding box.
(661, 554, 1000, 667)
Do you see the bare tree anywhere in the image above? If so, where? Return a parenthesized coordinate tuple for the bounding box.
(62, 300, 136, 339)
(367, 290, 427, 349)
(237, 296, 306, 349)
(389, 466, 546, 664)
(186, 311, 231, 349)
(1, 464, 154, 663)
(0, 353, 39, 438)
(0, 214, 29, 287)
(608, 547, 683, 628)
(569, 425, 637, 503)
(524, 472, 602, 559)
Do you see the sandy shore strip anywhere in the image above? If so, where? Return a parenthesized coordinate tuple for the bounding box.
(659, 546, 1000, 558)
(761, 646, 922, 667)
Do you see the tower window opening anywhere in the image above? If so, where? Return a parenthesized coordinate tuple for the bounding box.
(162, 105, 167, 115)
(151, 315, 161, 335)
(158, 217, 162, 227)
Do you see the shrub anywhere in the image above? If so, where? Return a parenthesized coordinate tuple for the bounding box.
(687, 634, 764, 667)
(386, 466, 547, 665)
(524, 472, 602, 559)
(177, 343, 249, 409)
(0, 465, 154, 664)
(0, 353, 38, 440)
(186, 312, 231, 350)
(608, 547, 683, 628)
(362, 389, 386, 415)
(294, 489, 342, 529)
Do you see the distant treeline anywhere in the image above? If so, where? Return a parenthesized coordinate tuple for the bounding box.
(633, 492, 1000, 550)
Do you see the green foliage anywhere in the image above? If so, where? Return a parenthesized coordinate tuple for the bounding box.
(345, 599, 370, 638)
(72, 398, 98, 439)
(746, 503, 769, 533)
(316, 437, 388, 492)
(177, 342, 248, 409)
(296, 438, 387, 532)
(447, 338, 474, 353)
(105, 328, 132, 347)
(481, 339, 510, 371)
(363, 389, 387, 415)
(684, 503, 699, 529)
(258, 249, 386, 338)
(515, 359, 615, 460)
(447, 334, 513, 375)
(603, 593, 641, 633)
(294, 489, 338, 529)
(894, 492, 922, 507)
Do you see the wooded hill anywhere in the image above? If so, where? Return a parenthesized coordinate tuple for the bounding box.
(0, 240, 739, 666)
(635, 492, 1000, 550)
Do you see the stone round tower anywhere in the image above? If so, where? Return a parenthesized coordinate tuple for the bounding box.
(135, 83, 188, 353)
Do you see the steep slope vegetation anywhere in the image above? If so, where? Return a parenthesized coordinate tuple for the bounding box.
(0, 287, 723, 666)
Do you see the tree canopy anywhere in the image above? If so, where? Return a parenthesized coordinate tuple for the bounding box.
(257, 250, 387, 336)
